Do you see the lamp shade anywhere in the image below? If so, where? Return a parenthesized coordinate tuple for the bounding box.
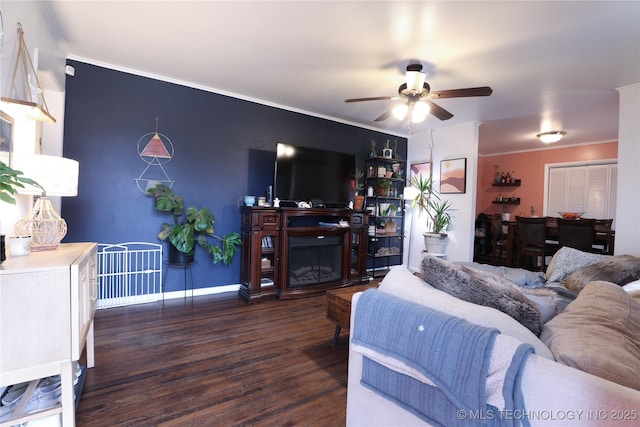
(12, 153, 79, 196)
(11, 154, 79, 251)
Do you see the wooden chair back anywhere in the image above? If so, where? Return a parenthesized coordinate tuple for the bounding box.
(557, 218, 596, 252)
(593, 218, 614, 254)
(516, 216, 550, 271)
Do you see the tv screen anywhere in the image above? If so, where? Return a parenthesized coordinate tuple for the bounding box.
(274, 143, 355, 207)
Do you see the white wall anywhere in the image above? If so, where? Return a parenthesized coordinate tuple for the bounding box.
(614, 83, 640, 256)
(404, 122, 480, 272)
(0, 1, 68, 235)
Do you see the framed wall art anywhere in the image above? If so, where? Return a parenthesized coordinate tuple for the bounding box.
(0, 110, 14, 166)
(440, 158, 466, 194)
(409, 161, 431, 186)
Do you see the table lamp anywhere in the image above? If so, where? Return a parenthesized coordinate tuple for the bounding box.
(12, 154, 79, 250)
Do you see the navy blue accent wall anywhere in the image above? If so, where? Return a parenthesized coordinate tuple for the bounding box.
(62, 60, 407, 291)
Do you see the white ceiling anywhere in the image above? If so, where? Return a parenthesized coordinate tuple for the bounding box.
(38, 1, 640, 155)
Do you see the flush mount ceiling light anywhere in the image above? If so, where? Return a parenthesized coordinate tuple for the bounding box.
(537, 130, 566, 144)
(0, 23, 56, 123)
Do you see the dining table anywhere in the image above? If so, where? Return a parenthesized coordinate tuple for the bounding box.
(503, 217, 615, 267)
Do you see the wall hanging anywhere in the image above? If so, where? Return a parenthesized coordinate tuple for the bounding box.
(135, 118, 174, 193)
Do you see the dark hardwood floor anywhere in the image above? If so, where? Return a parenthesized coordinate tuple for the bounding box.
(76, 291, 349, 426)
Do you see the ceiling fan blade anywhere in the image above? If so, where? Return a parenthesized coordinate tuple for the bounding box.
(426, 101, 454, 121)
(374, 109, 392, 122)
(430, 86, 493, 99)
(344, 96, 395, 103)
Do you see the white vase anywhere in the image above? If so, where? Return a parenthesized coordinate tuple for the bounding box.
(423, 232, 448, 255)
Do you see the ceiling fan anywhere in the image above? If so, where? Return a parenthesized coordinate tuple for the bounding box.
(345, 63, 493, 124)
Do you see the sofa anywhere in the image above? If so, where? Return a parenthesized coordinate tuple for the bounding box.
(346, 249, 640, 426)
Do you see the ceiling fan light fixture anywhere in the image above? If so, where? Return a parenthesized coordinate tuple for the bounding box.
(537, 130, 566, 144)
(392, 103, 408, 120)
(411, 101, 430, 123)
(406, 70, 426, 93)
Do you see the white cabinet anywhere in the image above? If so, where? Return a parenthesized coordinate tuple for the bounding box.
(0, 242, 98, 427)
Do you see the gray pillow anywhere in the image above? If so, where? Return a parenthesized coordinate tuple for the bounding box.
(545, 247, 609, 283)
(421, 255, 544, 336)
(464, 265, 561, 322)
(456, 262, 546, 288)
(564, 255, 640, 292)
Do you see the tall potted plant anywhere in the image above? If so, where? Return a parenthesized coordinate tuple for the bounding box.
(147, 184, 241, 265)
(410, 174, 454, 254)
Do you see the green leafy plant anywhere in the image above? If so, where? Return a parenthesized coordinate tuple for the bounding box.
(147, 184, 241, 264)
(0, 160, 44, 204)
(377, 178, 392, 196)
(410, 174, 454, 235)
(382, 203, 398, 217)
(354, 167, 364, 195)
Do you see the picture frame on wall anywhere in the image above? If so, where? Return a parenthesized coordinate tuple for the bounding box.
(440, 158, 466, 194)
(0, 110, 14, 166)
(409, 161, 431, 187)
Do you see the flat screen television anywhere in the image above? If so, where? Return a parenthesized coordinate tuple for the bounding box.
(274, 142, 356, 208)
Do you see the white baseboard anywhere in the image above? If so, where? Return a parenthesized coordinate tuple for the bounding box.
(97, 283, 241, 309)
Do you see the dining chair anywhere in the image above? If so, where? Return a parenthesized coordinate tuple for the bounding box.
(516, 216, 556, 271)
(490, 214, 508, 265)
(593, 218, 614, 255)
(557, 218, 596, 252)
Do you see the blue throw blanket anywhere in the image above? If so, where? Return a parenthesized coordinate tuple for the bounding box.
(352, 289, 533, 427)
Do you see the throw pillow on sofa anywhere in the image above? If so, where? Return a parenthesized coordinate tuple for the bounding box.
(463, 265, 562, 322)
(563, 255, 640, 292)
(540, 281, 640, 391)
(421, 255, 544, 336)
(545, 246, 609, 284)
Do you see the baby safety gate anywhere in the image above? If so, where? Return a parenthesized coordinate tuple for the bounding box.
(96, 242, 163, 308)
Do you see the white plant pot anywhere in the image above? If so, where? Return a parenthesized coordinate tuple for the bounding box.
(423, 232, 448, 255)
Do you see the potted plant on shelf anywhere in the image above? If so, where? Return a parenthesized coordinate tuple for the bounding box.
(376, 179, 392, 197)
(382, 217, 397, 235)
(354, 167, 365, 210)
(147, 184, 241, 265)
(410, 174, 454, 254)
(381, 204, 399, 234)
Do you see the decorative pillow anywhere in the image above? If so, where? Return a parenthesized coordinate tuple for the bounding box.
(540, 281, 640, 391)
(463, 265, 562, 322)
(545, 246, 609, 283)
(380, 264, 554, 359)
(456, 262, 546, 288)
(421, 255, 544, 336)
(563, 255, 640, 292)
